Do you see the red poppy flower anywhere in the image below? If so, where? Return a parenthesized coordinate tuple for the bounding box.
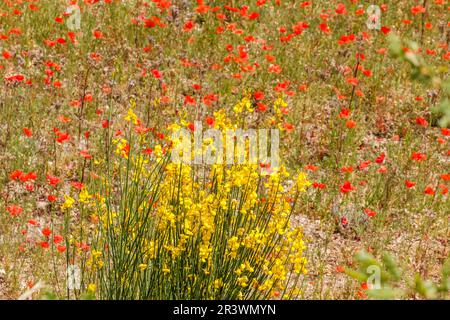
(415, 117, 428, 127)
(20, 172, 37, 182)
(53, 235, 63, 244)
(2, 51, 11, 59)
(142, 148, 153, 155)
(346, 120, 356, 129)
(312, 182, 326, 189)
(42, 228, 51, 237)
(346, 77, 359, 86)
(46, 174, 60, 186)
(84, 94, 93, 102)
(411, 152, 427, 161)
(40, 241, 49, 249)
(151, 69, 162, 79)
(284, 123, 294, 132)
(205, 116, 215, 126)
(339, 108, 350, 119)
(248, 12, 259, 20)
(341, 166, 353, 173)
(439, 184, 448, 195)
(256, 103, 267, 111)
(378, 166, 388, 174)
(268, 64, 282, 74)
(184, 95, 196, 106)
(183, 20, 195, 32)
(441, 128, 450, 136)
(55, 131, 70, 143)
(411, 5, 426, 14)
(362, 69, 372, 77)
(6, 205, 23, 217)
(340, 181, 355, 193)
(10, 170, 23, 180)
(405, 180, 416, 188)
(335, 3, 346, 14)
(380, 26, 391, 34)
(305, 165, 319, 171)
(359, 160, 371, 171)
(375, 153, 385, 164)
(364, 208, 377, 218)
(80, 150, 92, 159)
(93, 30, 103, 39)
(71, 181, 84, 190)
(253, 91, 264, 100)
(319, 23, 331, 33)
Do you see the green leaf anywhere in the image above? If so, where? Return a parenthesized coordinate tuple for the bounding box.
(344, 267, 368, 282)
(382, 253, 401, 281)
(355, 251, 379, 268)
(415, 274, 438, 299)
(388, 34, 402, 57)
(434, 99, 450, 128)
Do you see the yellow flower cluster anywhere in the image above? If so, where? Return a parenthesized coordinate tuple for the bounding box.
(233, 96, 253, 114)
(94, 157, 308, 298)
(79, 99, 309, 299)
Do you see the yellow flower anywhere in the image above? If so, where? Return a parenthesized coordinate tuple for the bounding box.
(214, 279, 223, 289)
(87, 283, 96, 293)
(78, 187, 92, 204)
(295, 172, 311, 192)
(274, 97, 287, 107)
(92, 250, 102, 258)
(114, 138, 130, 159)
(154, 144, 163, 158)
(162, 267, 170, 274)
(61, 195, 75, 211)
(125, 107, 139, 125)
(138, 264, 148, 271)
(233, 96, 253, 114)
(237, 276, 249, 288)
(227, 236, 240, 258)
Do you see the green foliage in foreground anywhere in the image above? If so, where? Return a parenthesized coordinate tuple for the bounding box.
(346, 250, 450, 299)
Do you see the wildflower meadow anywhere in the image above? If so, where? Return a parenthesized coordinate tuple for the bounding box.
(0, 0, 449, 302)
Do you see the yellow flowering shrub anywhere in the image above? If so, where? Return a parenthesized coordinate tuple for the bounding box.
(72, 105, 310, 300)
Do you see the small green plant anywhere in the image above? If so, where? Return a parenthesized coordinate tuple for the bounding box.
(345, 250, 450, 299)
